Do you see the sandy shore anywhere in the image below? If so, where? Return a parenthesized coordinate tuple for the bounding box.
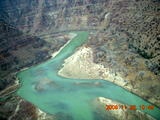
(58, 46, 106, 79)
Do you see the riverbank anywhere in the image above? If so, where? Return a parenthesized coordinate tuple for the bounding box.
(58, 46, 103, 79)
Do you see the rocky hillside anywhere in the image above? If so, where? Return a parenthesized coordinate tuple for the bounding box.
(86, 0, 160, 108)
(0, 0, 107, 34)
(0, 0, 159, 73)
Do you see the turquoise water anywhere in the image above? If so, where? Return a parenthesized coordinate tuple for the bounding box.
(17, 31, 160, 120)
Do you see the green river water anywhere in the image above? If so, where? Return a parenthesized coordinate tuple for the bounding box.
(17, 31, 160, 120)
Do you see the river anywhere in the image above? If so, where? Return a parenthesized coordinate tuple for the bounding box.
(17, 31, 160, 120)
